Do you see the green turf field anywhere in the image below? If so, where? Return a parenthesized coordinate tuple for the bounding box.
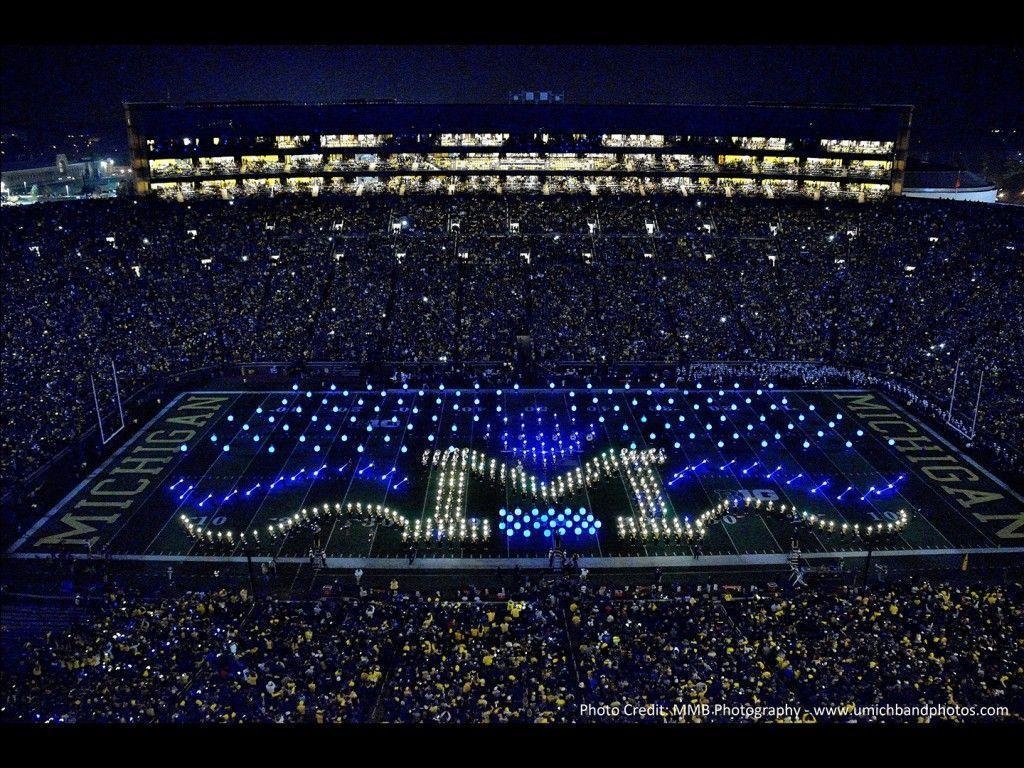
(10, 386, 1023, 565)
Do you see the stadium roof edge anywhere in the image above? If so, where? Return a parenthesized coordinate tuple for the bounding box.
(124, 101, 913, 141)
(124, 100, 913, 110)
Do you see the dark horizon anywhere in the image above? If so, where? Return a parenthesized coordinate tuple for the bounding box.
(2, 45, 1021, 151)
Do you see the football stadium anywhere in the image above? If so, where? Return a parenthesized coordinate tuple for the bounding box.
(1, 47, 1023, 726)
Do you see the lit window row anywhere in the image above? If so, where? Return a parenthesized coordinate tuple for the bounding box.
(820, 138, 895, 154)
(152, 153, 895, 179)
(149, 175, 891, 200)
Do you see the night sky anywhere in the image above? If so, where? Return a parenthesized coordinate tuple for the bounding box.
(2, 45, 1021, 155)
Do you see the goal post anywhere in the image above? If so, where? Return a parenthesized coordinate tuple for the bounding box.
(90, 358, 126, 445)
(946, 358, 983, 443)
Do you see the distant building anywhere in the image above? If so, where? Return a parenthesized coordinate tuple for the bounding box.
(124, 101, 913, 200)
(902, 168, 999, 203)
(0, 156, 122, 204)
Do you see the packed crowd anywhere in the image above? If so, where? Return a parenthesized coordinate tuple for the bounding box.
(3, 194, 1022, 485)
(2, 576, 1021, 723)
(573, 579, 1023, 721)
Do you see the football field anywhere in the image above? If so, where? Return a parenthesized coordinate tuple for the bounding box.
(10, 385, 1023, 565)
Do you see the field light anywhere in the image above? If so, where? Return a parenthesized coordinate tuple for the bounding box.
(171, 383, 921, 555)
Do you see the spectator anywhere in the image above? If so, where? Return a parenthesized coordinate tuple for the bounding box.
(1, 577, 1020, 723)
(2, 193, 1021, 506)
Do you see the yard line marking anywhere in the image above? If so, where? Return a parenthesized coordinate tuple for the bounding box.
(667, 391, 743, 557)
(318, 394, 365, 557)
(760, 389, 885, 551)
(8, 392, 192, 553)
(143, 392, 276, 554)
(563, 389, 602, 558)
(809, 391, 953, 549)
(235, 393, 339, 548)
(713, 396, 790, 555)
(364, 389, 418, 557)
(260, 391, 354, 557)
(597, 393, 643, 553)
(829, 390, 983, 548)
